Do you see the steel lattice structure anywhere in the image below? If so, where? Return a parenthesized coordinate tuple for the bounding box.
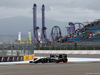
(69, 22, 75, 35)
(66, 22, 84, 35)
(66, 27, 71, 36)
(51, 26, 62, 42)
(74, 22, 84, 29)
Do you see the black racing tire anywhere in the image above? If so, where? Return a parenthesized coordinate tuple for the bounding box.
(45, 58, 48, 63)
(41, 58, 47, 63)
(29, 61, 33, 63)
(63, 59, 68, 63)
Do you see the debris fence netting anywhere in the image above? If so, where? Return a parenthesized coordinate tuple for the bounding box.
(34, 42, 100, 50)
(0, 43, 34, 57)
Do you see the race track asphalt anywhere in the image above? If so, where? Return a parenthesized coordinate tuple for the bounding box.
(0, 54, 100, 75)
(0, 63, 100, 75)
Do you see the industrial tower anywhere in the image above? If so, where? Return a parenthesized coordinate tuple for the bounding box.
(33, 4, 39, 42)
(41, 4, 48, 44)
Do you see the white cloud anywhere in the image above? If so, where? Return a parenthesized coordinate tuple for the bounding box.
(0, 0, 100, 36)
(0, 0, 100, 22)
(45, 5, 100, 22)
(0, 7, 32, 19)
(0, 0, 33, 8)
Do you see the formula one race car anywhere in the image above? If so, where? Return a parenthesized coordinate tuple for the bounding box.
(29, 54, 68, 63)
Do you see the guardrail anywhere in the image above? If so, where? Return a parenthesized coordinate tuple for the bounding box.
(34, 50, 100, 54)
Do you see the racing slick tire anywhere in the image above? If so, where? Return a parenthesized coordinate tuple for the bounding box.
(29, 61, 33, 63)
(41, 58, 48, 63)
(63, 58, 68, 63)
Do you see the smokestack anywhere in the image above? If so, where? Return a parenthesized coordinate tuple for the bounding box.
(34, 3, 36, 7)
(42, 4, 45, 28)
(33, 3, 37, 41)
(41, 4, 48, 43)
(33, 3, 40, 42)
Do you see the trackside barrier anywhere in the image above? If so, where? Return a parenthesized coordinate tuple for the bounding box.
(7, 57, 13, 62)
(23, 54, 35, 61)
(0, 54, 34, 62)
(1, 57, 4, 62)
(13, 57, 17, 61)
(34, 50, 100, 54)
(17, 57, 20, 61)
(17, 56, 23, 61)
(0, 56, 23, 62)
(1, 57, 8, 62)
(20, 56, 23, 61)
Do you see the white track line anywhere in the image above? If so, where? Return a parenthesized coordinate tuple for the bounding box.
(0, 61, 30, 65)
(68, 57, 100, 62)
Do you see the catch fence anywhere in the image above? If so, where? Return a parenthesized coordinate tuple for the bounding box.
(0, 43, 34, 57)
(35, 42, 100, 50)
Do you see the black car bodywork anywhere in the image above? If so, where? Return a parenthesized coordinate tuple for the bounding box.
(29, 54, 68, 63)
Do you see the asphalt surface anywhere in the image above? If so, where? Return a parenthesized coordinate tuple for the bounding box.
(0, 54, 100, 75)
(0, 63, 100, 75)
